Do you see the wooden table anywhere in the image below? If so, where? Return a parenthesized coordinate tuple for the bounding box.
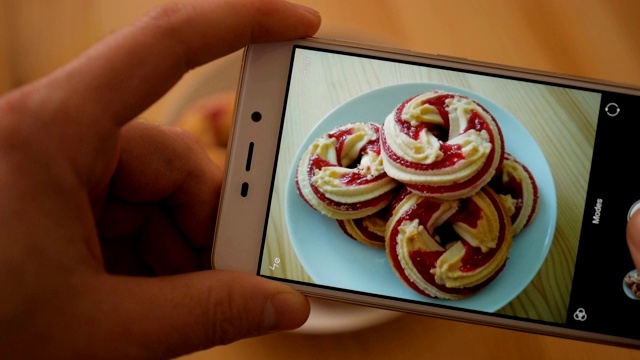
(3, 0, 640, 359)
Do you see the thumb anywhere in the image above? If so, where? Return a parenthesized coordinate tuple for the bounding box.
(89, 271, 310, 359)
(627, 210, 640, 270)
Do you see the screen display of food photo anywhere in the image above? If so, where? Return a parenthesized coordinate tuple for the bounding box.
(258, 45, 638, 340)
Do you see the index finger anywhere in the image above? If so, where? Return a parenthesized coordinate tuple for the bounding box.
(25, 0, 320, 129)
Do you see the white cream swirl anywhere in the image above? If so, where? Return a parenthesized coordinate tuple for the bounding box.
(387, 188, 512, 300)
(296, 122, 399, 219)
(381, 91, 504, 200)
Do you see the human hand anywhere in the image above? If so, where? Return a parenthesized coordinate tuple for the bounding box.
(173, 91, 236, 169)
(0, 1, 320, 359)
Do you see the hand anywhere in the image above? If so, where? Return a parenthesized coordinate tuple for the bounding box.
(0, 1, 320, 359)
(173, 91, 236, 169)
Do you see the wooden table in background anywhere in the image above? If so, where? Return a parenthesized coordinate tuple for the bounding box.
(3, 1, 640, 359)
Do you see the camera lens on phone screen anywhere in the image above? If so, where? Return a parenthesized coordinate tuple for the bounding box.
(251, 111, 262, 122)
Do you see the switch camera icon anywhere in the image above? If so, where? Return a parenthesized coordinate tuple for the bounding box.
(605, 103, 620, 117)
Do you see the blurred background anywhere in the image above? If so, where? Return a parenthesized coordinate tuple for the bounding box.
(3, 0, 640, 121)
(2, 0, 640, 359)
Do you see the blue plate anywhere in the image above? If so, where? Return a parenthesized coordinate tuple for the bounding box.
(284, 83, 557, 313)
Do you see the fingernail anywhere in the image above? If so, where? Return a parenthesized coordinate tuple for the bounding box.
(263, 292, 310, 331)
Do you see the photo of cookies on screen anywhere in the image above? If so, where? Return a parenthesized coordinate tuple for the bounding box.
(262, 46, 600, 322)
(293, 90, 541, 301)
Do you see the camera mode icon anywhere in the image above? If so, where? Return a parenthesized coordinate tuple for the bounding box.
(573, 308, 588, 321)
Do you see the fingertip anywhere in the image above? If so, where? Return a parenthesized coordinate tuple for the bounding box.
(290, 2, 321, 18)
(263, 290, 310, 332)
(627, 209, 640, 242)
(90, 272, 310, 358)
(244, 0, 321, 44)
(288, 2, 322, 34)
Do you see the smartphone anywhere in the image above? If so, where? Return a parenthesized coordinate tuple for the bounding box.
(212, 37, 640, 348)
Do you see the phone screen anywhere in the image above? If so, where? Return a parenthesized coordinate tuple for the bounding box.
(257, 44, 638, 342)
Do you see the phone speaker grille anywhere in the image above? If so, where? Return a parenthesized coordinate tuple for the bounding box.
(245, 142, 254, 171)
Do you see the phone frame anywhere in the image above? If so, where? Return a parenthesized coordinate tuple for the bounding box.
(212, 37, 640, 349)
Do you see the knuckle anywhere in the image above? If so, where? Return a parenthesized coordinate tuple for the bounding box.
(0, 88, 38, 150)
(165, 124, 201, 150)
(137, 1, 195, 63)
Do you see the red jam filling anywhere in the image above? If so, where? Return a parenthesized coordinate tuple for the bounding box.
(301, 158, 397, 211)
(326, 127, 354, 165)
(314, 123, 387, 187)
(395, 94, 452, 141)
(450, 191, 507, 272)
(387, 189, 508, 297)
(337, 216, 386, 245)
(381, 94, 505, 196)
(298, 125, 398, 212)
(521, 164, 539, 225)
(489, 170, 524, 224)
(488, 157, 539, 226)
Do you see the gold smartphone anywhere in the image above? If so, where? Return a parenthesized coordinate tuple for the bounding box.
(212, 37, 640, 348)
